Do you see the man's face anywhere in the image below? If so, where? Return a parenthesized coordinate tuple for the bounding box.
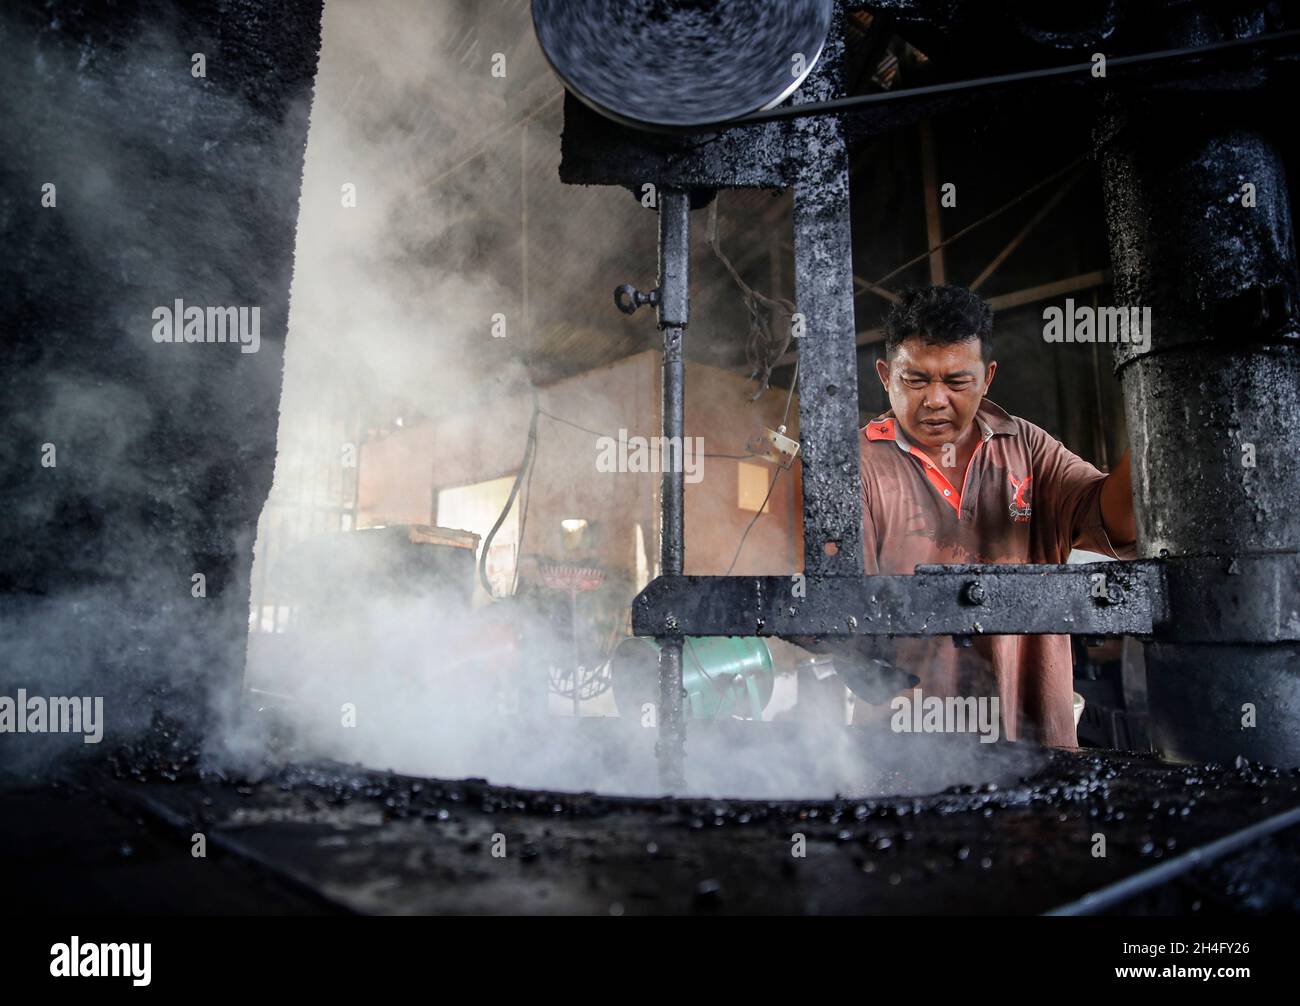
(876, 335, 996, 451)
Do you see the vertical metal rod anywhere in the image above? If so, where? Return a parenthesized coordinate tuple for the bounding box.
(660, 330, 685, 579)
(655, 188, 690, 791)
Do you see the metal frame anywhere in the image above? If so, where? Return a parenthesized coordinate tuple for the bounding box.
(621, 5, 1175, 787)
(558, 1, 1300, 781)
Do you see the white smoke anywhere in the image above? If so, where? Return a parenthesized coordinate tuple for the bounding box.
(231, 0, 1047, 800)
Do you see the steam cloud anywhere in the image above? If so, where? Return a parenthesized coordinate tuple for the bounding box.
(239, 0, 1045, 799)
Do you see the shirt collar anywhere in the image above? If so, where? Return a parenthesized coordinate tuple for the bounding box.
(863, 398, 1016, 447)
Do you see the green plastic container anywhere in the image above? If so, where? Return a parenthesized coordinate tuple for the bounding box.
(611, 635, 774, 720)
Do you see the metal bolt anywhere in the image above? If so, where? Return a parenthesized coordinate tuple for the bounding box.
(963, 581, 986, 605)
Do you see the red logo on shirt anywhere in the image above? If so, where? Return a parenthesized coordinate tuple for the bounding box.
(1008, 473, 1033, 523)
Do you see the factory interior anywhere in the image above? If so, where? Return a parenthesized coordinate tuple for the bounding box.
(3, 0, 1300, 934)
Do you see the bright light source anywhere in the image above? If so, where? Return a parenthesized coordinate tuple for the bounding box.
(560, 517, 590, 554)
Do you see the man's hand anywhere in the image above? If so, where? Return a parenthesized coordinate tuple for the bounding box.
(1100, 449, 1137, 546)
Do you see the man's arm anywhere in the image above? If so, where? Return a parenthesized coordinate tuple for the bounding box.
(1022, 419, 1136, 559)
(1099, 450, 1137, 546)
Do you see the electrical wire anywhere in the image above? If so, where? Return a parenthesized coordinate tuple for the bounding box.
(781, 358, 799, 429)
(509, 419, 540, 597)
(541, 401, 794, 581)
(478, 389, 539, 598)
(724, 463, 785, 576)
(707, 194, 797, 396)
(484, 400, 765, 603)
(537, 409, 610, 439)
(869, 154, 1089, 289)
(721, 356, 799, 576)
(539, 408, 754, 459)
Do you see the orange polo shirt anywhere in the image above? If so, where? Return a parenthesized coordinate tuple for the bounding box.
(858, 398, 1136, 746)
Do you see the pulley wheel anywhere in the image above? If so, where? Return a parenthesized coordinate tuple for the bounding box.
(532, 0, 833, 131)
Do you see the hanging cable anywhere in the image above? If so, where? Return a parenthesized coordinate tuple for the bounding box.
(708, 194, 797, 397)
(725, 465, 784, 576)
(538, 408, 755, 459)
(479, 388, 540, 599)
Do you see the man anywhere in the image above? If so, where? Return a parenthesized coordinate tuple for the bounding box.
(856, 284, 1136, 747)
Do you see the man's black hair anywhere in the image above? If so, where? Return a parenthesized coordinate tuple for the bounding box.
(884, 285, 994, 363)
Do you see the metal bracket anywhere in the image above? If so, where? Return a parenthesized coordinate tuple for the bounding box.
(632, 561, 1165, 638)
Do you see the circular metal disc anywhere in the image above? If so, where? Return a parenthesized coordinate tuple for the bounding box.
(532, 0, 833, 131)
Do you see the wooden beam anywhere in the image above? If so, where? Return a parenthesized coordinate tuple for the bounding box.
(856, 276, 901, 304)
(770, 270, 1110, 369)
(920, 120, 945, 285)
(970, 168, 1085, 291)
(986, 270, 1109, 312)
